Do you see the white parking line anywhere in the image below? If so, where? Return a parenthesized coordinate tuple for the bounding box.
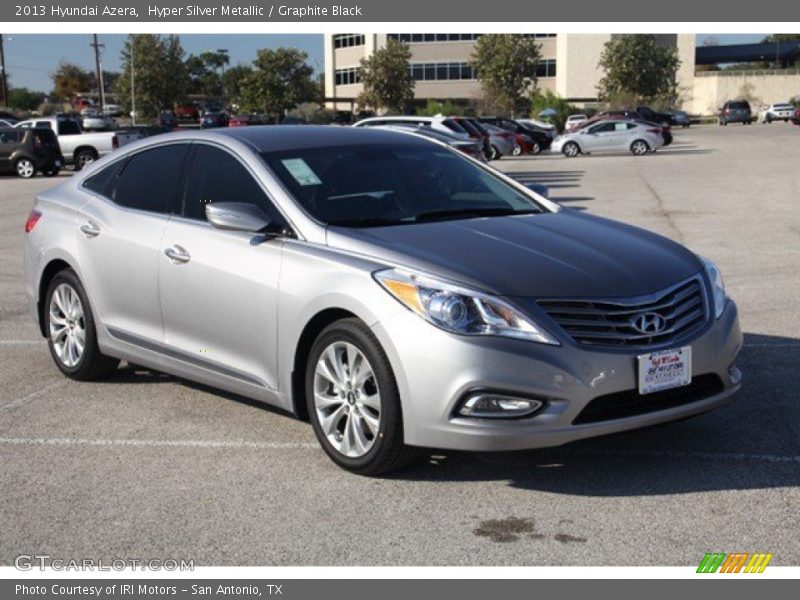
(0, 437, 318, 449)
(0, 381, 66, 410)
(0, 340, 46, 345)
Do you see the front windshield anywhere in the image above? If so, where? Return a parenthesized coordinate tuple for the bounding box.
(261, 143, 544, 227)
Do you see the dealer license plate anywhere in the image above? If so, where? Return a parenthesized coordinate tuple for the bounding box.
(637, 346, 692, 395)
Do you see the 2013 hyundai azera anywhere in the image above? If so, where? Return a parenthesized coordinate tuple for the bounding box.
(24, 126, 742, 474)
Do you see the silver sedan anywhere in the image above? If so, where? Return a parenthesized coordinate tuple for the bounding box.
(552, 119, 665, 157)
(24, 126, 741, 474)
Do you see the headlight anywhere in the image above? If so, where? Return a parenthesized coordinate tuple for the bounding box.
(700, 256, 727, 319)
(374, 269, 559, 345)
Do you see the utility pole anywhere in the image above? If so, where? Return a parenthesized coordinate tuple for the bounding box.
(90, 34, 105, 110)
(0, 34, 8, 107)
(130, 36, 136, 125)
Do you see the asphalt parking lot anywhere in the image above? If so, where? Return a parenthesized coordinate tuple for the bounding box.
(1, 124, 798, 566)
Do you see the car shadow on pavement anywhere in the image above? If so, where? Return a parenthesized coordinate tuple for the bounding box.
(393, 332, 800, 496)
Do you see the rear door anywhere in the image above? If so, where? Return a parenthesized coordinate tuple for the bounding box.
(76, 142, 190, 347)
(158, 142, 287, 391)
(0, 130, 21, 172)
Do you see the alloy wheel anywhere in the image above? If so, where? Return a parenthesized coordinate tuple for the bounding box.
(16, 159, 35, 178)
(313, 341, 381, 458)
(48, 283, 86, 368)
(632, 140, 648, 155)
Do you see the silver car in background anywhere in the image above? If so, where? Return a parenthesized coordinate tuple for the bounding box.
(24, 126, 742, 475)
(552, 119, 665, 157)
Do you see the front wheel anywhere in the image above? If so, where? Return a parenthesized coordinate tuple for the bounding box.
(44, 269, 120, 380)
(15, 158, 35, 178)
(630, 139, 649, 156)
(306, 318, 418, 475)
(489, 145, 501, 160)
(531, 141, 541, 155)
(512, 144, 522, 156)
(562, 142, 580, 158)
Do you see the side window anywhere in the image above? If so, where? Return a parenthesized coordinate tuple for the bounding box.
(626, 122, 638, 130)
(83, 161, 124, 198)
(614, 122, 628, 132)
(183, 144, 283, 224)
(111, 144, 189, 213)
(18, 122, 33, 129)
(36, 121, 51, 129)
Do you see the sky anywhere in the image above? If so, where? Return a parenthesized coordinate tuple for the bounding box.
(2, 33, 766, 92)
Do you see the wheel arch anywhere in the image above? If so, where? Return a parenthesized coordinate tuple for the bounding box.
(36, 258, 75, 336)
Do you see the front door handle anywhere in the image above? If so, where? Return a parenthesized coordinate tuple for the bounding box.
(164, 245, 191, 264)
(79, 221, 100, 238)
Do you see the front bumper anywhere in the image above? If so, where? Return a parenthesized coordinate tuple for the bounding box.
(372, 300, 742, 452)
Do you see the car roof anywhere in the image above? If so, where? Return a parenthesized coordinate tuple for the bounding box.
(190, 124, 434, 153)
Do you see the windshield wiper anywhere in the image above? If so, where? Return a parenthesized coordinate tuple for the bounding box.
(413, 207, 540, 223)
(326, 217, 410, 228)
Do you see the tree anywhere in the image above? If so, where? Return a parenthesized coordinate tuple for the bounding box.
(116, 34, 190, 117)
(762, 34, 800, 43)
(221, 64, 252, 107)
(239, 47, 316, 119)
(7, 87, 45, 111)
(597, 35, 681, 105)
(529, 90, 577, 132)
(186, 50, 230, 96)
(357, 39, 414, 113)
(51, 62, 93, 103)
(471, 34, 541, 116)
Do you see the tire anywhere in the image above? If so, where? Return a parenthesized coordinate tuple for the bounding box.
(44, 269, 119, 381)
(489, 145, 501, 160)
(562, 142, 580, 158)
(531, 142, 541, 155)
(73, 149, 97, 171)
(45, 168, 60, 177)
(630, 139, 649, 156)
(15, 158, 35, 178)
(512, 144, 522, 157)
(305, 318, 419, 475)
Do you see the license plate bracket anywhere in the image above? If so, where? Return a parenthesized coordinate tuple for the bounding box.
(637, 346, 692, 395)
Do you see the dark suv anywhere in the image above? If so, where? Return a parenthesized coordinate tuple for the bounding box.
(0, 127, 63, 178)
(719, 100, 753, 126)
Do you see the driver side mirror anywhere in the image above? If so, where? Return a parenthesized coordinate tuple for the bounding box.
(206, 202, 271, 233)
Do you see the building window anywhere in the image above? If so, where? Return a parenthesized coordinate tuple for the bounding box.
(333, 34, 364, 49)
(535, 59, 557, 78)
(408, 62, 476, 81)
(387, 33, 554, 44)
(334, 67, 361, 86)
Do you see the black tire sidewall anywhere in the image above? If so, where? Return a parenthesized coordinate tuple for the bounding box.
(305, 319, 405, 475)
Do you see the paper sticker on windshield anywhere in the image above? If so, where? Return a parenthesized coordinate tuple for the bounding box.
(281, 158, 322, 186)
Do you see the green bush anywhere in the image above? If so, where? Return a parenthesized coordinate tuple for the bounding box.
(416, 99, 464, 116)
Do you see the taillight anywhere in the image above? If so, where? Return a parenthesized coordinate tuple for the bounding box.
(112, 135, 119, 149)
(25, 210, 41, 233)
(647, 128, 661, 134)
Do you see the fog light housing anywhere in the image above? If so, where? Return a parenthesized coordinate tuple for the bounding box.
(458, 393, 543, 418)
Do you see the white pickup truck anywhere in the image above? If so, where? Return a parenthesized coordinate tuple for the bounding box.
(14, 116, 140, 170)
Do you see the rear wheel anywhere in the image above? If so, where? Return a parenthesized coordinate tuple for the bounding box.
(489, 145, 501, 160)
(74, 149, 97, 171)
(15, 158, 35, 178)
(630, 139, 649, 156)
(44, 269, 119, 380)
(306, 318, 418, 475)
(562, 142, 580, 158)
(512, 144, 522, 156)
(531, 141, 541, 155)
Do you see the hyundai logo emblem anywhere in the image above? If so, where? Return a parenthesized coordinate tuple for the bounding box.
(631, 312, 667, 334)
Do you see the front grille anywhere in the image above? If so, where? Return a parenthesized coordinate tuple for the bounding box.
(573, 374, 725, 425)
(538, 277, 707, 348)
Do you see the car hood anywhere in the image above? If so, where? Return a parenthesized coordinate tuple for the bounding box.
(326, 210, 703, 298)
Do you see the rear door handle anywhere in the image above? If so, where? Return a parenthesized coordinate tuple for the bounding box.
(79, 221, 100, 238)
(164, 245, 191, 264)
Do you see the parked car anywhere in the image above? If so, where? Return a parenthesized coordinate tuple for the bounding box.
(0, 126, 63, 178)
(516, 118, 557, 139)
(73, 97, 95, 111)
(24, 126, 742, 475)
(120, 125, 170, 139)
(375, 124, 486, 162)
(175, 103, 201, 122)
(633, 106, 673, 126)
(668, 109, 691, 128)
(0, 118, 19, 128)
(477, 116, 552, 153)
(200, 111, 229, 129)
(102, 104, 123, 117)
(719, 100, 753, 125)
(229, 114, 263, 127)
(757, 103, 795, 124)
(14, 116, 139, 170)
(354, 115, 471, 140)
(565, 114, 588, 131)
(481, 123, 516, 159)
(577, 113, 673, 147)
(157, 111, 179, 130)
(552, 119, 664, 157)
(81, 113, 116, 132)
